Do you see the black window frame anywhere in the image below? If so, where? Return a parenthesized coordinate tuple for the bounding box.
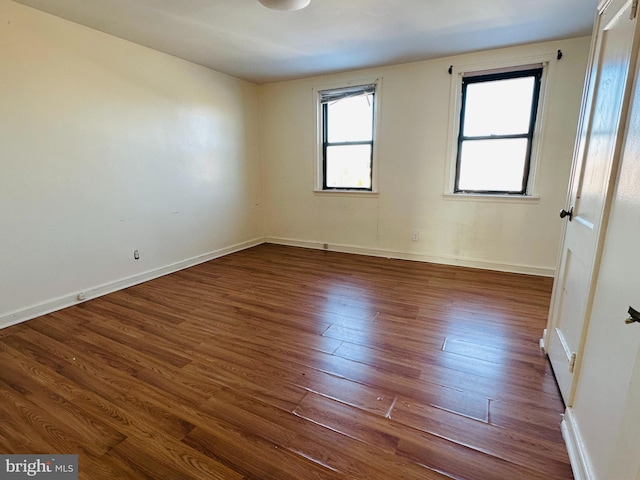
(454, 67, 543, 195)
(320, 84, 375, 191)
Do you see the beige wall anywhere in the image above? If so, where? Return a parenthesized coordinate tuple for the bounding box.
(0, 0, 263, 325)
(259, 36, 591, 275)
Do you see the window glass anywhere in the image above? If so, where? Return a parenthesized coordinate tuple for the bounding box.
(325, 144, 372, 189)
(463, 77, 536, 136)
(458, 138, 528, 192)
(327, 94, 373, 143)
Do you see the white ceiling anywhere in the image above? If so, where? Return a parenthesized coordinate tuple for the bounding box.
(14, 0, 598, 84)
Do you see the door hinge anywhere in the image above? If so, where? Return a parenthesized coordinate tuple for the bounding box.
(632, 0, 638, 20)
(569, 353, 577, 373)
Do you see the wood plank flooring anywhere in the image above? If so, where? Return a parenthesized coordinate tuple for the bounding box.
(0, 244, 572, 479)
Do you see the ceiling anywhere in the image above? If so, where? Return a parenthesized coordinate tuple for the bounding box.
(14, 0, 598, 84)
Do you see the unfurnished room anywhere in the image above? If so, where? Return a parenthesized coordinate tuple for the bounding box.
(1, 0, 640, 479)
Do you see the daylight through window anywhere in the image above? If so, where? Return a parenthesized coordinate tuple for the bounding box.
(455, 68, 543, 195)
(320, 84, 375, 190)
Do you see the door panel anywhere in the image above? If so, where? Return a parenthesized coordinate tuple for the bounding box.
(546, 0, 640, 405)
(549, 250, 589, 395)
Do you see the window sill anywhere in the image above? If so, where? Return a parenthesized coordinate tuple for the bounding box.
(443, 193, 540, 204)
(313, 189, 379, 197)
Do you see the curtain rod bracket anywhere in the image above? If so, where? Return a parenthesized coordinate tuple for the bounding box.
(557, 49, 563, 60)
(448, 65, 453, 75)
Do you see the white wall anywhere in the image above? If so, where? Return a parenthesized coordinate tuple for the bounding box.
(259, 37, 591, 275)
(0, 0, 263, 326)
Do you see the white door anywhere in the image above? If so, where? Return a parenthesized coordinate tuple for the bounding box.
(545, 0, 640, 405)
(570, 43, 640, 478)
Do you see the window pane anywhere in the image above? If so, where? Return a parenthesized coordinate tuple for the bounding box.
(463, 76, 535, 136)
(326, 144, 372, 189)
(458, 138, 528, 192)
(327, 94, 373, 143)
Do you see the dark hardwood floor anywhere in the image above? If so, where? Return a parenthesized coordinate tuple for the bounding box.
(0, 244, 572, 479)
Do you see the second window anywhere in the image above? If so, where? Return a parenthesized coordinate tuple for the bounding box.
(455, 67, 543, 195)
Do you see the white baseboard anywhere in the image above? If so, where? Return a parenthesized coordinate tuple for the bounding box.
(561, 408, 596, 480)
(265, 237, 555, 277)
(1, 236, 554, 331)
(0, 237, 265, 330)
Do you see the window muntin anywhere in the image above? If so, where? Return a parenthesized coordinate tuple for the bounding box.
(321, 85, 375, 190)
(455, 68, 543, 195)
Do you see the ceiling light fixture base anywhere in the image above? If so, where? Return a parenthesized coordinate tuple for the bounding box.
(259, 0, 310, 11)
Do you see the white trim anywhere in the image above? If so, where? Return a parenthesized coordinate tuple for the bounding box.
(463, 62, 545, 78)
(313, 189, 379, 197)
(443, 52, 558, 198)
(561, 408, 596, 480)
(442, 193, 540, 204)
(0, 237, 265, 330)
(266, 236, 555, 277)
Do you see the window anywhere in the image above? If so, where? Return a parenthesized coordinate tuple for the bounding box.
(319, 84, 376, 191)
(454, 67, 543, 195)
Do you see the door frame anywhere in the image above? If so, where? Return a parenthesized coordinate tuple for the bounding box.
(543, 0, 640, 406)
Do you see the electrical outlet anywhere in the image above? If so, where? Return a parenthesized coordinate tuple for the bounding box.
(412, 231, 419, 242)
(134, 249, 140, 260)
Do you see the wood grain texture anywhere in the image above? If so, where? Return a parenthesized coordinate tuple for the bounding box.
(0, 244, 572, 479)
